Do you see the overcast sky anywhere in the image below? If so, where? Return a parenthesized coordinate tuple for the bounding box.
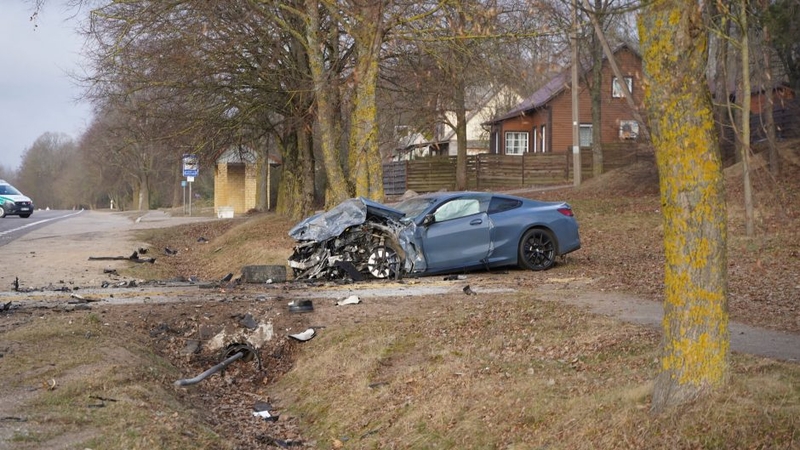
(1, 2, 92, 171)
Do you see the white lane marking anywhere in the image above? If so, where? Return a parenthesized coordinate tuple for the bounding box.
(0, 210, 85, 237)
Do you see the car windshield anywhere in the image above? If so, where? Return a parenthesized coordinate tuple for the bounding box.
(393, 197, 437, 220)
(0, 185, 21, 195)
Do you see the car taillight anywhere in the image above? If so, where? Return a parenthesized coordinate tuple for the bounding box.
(557, 207, 574, 217)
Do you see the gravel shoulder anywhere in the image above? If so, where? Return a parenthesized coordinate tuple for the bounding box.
(0, 210, 215, 290)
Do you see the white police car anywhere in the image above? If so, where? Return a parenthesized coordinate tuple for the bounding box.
(0, 180, 34, 218)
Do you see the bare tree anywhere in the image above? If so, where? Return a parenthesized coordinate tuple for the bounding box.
(15, 132, 78, 209)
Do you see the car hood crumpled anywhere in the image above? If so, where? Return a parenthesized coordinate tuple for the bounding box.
(288, 197, 423, 276)
(288, 197, 406, 242)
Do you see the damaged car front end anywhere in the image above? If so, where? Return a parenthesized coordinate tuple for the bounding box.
(287, 198, 419, 280)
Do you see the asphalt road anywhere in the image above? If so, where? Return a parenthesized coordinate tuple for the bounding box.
(0, 209, 86, 247)
(0, 209, 218, 292)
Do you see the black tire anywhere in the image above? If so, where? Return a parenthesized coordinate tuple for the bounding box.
(518, 228, 557, 271)
(0, 206, 5, 218)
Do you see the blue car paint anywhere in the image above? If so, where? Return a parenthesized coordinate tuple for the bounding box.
(395, 191, 580, 274)
(288, 191, 581, 278)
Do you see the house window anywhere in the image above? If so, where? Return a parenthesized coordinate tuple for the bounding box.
(532, 128, 538, 153)
(619, 120, 639, 140)
(612, 76, 633, 98)
(541, 125, 547, 152)
(504, 131, 528, 155)
(579, 124, 592, 147)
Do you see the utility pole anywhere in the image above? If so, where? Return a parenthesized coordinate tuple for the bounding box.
(572, 0, 581, 186)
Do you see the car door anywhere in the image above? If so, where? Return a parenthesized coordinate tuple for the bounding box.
(419, 197, 491, 271)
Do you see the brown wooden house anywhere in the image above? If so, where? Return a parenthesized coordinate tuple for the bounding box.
(485, 44, 644, 155)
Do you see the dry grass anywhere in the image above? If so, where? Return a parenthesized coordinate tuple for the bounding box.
(126, 213, 296, 282)
(270, 293, 800, 449)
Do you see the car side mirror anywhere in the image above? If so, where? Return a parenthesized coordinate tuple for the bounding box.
(422, 214, 435, 226)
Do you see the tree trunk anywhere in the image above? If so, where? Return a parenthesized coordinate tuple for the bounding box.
(171, 158, 184, 209)
(639, 0, 730, 412)
(758, 12, 779, 176)
(708, 0, 731, 161)
(739, 0, 755, 237)
(590, 21, 603, 178)
(276, 121, 315, 221)
(137, 173, 150, 211)
(305, 0, 350, 207)
(454, 78, 468, 191)
(348, 1, 384, 200)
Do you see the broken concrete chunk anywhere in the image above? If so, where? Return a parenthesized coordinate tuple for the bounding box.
(241, 265, 287, 283)
(238, 313, 258, 330)
(180, 339, 201, 356)
(207, 321, 274, 353)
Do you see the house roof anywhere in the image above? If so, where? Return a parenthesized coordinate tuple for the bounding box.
(216, 145, 282, 166)
(487, 43, 640, 125)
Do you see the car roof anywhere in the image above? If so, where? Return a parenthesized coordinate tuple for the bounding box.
(414, 191, 488, 199)
(412, 191, 524, 202)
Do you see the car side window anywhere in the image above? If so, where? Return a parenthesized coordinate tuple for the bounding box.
(433, 198, 481, 222)
(488, 197, 522, 214)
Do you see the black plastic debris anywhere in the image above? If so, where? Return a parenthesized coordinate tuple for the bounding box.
(164, 247, 178, 255)
(87, 395, 117, 408)
(333, 261, 365, 281)
(88, 251, 155, 264)
(463, 285, 476, 295)
(174, 343, 257, 387)
(198, 236, 209, 243)
(288, 300, 313, 313)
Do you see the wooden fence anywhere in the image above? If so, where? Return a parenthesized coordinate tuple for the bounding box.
(383, 142, 654, 195)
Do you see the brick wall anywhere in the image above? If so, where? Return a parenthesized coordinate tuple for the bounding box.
(215, 162, 260, 215)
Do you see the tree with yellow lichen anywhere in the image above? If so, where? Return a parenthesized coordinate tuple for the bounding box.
(639, 0, 730, 411)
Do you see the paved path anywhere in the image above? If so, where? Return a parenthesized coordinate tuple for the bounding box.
(553, 288, 800, 363)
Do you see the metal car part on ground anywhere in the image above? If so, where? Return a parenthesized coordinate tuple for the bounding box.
(287, 192, 580, 281)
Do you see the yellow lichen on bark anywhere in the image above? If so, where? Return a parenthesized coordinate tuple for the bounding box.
(640, 0, 729, 411)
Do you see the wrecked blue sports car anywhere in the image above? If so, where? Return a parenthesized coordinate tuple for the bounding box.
(287, 191, 581, 280)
